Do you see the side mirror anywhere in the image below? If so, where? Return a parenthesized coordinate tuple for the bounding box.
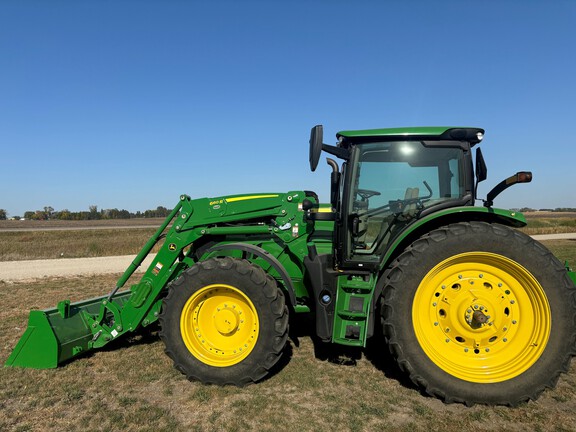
(475, 148, 487, 183)
(474, 147, 488, 201)
(309, 125, 323, 172)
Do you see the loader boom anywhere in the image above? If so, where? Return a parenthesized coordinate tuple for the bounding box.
(7, 192, 312, 367)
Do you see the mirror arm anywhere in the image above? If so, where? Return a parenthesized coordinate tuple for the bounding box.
(322, 144, 349, 160)
(484, 172, 532, 207)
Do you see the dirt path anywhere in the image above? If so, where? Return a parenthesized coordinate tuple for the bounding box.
(531, 233, 576, 241)
(0, 254, 157, 282)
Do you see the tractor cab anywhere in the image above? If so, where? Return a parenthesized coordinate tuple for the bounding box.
(310, 126, 490, 270)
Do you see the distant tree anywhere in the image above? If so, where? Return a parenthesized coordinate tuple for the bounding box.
(57, 209, 73, 220)
(43, 206, 54, 220)
(23, 211, 35, 220)
(88, 205, 101, 220)
(0, 209, 7, 220)
(105, 208, 132, 219)
(519, 207, 536, 213)
(144, 206, 170, 218)
(31, 210, 47, 220)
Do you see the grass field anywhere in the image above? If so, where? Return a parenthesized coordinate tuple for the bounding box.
(0, 228, 158, 261)
(2, 267, 576, 432)
(0, 218, 162, 261)
(1, 219, 576, 431)
(521, 212, 576, 235)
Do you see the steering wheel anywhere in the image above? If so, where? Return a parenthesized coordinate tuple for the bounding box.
(357, 189, 381, 201)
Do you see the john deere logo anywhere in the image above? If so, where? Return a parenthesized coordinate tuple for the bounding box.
(168, 243, 177, 251)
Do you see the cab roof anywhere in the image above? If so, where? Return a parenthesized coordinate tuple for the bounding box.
(336, 126, 485, 146)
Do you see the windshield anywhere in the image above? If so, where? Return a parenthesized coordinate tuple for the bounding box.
(348, 141, 467, 260)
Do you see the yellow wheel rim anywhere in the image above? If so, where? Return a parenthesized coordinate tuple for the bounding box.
(180, 284, 259, 367)
(413, 252, 551, 383)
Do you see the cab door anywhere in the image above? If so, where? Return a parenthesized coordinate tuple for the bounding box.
(339, 140, 472, 270)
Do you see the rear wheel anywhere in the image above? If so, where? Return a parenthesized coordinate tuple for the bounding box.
(159, 257, 289, 385)
(382, 222, 576, 405)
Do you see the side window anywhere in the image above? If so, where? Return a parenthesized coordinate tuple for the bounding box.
(348, 142, 467, 262)
(355, 161, 439, 206)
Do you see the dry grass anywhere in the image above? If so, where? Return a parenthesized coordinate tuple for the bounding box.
(1, 238, 576, 432)
(520, 212, 576, 235)
(0, 218, 164, 262)
(0, 218, 164, 230)
(543, 239, 576, 265)
(0, 229, 158, 261)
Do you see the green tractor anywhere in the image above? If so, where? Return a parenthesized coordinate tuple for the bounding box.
(7, 126, 576, 406)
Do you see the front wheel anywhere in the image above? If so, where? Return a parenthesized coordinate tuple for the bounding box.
(159, 257, 289, 385)
(382, 222, 576, 406)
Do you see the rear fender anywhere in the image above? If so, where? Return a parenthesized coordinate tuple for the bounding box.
(380, 206, 526, 272)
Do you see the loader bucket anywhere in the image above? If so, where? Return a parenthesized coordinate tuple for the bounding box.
(6, 291, 132, 368)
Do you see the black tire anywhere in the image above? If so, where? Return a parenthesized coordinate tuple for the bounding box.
(381, 221, 576, 406)
(159, 257, 289, 385)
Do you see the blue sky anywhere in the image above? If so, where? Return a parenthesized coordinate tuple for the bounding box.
(1, 1, 575, 217)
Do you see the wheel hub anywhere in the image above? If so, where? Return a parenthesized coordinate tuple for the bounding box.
(468, 309, 489, 327)
(214, 305, 240, 335)
(433, 272, 517, 352)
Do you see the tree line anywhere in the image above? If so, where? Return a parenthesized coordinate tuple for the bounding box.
(0, 206, 171, 221)
(2, 206, 576, 221)
(513, 207, 576, 213)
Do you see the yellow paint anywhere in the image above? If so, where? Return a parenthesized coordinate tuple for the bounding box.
(412, 252, 550, 383)
(225, 194, 279, 203)
(180, 284, 259, 367)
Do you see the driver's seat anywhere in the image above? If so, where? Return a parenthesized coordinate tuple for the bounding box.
(403, 187, 419, 218)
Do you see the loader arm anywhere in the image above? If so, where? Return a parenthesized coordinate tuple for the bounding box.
(6, 192, 310, 368)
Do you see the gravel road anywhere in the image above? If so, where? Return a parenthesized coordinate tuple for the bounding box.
(0, 254, 157, 282)
(1, 234, 575, 282)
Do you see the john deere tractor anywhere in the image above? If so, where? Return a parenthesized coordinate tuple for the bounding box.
(7, 125, 576, 406)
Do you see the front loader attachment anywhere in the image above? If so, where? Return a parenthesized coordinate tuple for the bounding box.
(6, 198, 187, 369)
(5, 192, 295, 369)
(6, 291, 132, 368)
